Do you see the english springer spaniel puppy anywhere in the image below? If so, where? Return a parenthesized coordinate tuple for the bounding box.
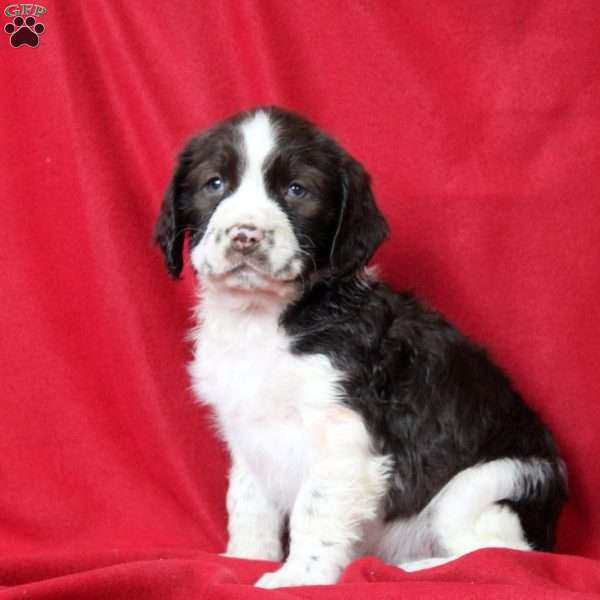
(155, 106, 567, 588)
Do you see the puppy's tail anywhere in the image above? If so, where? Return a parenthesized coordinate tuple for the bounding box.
(427, 458, 567, 550)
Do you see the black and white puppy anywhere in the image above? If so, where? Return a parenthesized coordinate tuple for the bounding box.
(155, 107, 567, 588)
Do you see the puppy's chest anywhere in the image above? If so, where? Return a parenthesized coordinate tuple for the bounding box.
(190, 312, 342, 507)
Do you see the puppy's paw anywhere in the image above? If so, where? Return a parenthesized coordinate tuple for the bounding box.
(255, 560, 339, 588)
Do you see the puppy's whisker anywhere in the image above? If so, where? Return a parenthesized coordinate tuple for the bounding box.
(170, 226, 205, 244)
(296, 232, 318, 249)
(274, 245, 318, 276)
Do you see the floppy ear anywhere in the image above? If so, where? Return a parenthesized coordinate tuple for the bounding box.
(154, 170, 188, 279)
(329, 158, 389, 276)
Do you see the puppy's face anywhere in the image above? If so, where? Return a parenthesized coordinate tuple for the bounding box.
(155, 107, 388, 297)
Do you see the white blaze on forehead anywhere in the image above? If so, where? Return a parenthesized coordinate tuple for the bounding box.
(239, 110, 276, 184)
(214, 109, 289, 230)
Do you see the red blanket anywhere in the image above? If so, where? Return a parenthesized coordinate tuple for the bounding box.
(2, 1, 599, 597)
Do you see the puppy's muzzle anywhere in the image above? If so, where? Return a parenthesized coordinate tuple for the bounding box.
(227, 224, 265, 255)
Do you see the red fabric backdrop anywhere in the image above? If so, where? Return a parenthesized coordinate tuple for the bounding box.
(1, 1, 599, 598)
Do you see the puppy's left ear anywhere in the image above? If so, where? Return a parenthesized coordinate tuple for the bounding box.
(330, 158, 389, 276)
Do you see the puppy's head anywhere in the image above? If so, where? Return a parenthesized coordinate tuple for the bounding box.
(155, 107, 388, 296)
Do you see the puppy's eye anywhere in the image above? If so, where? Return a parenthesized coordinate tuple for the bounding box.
(205, 177, 224, 192)
(287, 182, 306, 198)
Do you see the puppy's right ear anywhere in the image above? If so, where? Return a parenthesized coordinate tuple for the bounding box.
(154, 170, 188, 279)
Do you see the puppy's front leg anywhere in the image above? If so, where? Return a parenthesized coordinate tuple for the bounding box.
(256, 413, 389, 588)
(225, 454, 284, 561)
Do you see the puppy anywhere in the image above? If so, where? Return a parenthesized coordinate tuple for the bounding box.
(155, 107, 567, 588)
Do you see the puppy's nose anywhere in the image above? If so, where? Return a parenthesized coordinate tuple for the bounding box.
(228, 224, 264, 254)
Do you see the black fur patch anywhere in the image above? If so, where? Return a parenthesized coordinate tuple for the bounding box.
(155, 116, 246, 277)
(282, 276, 567, 550)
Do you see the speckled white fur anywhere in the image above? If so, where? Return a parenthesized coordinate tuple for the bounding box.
(190, 275, 392, 586)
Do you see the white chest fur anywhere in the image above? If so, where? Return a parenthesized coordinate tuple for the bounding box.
(188, 289, 343, 511)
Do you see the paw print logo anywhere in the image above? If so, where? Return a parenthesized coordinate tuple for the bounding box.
(4, 15, 45, 48)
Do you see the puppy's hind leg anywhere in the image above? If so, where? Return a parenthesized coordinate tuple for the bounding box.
(398, 459, 544, 572)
